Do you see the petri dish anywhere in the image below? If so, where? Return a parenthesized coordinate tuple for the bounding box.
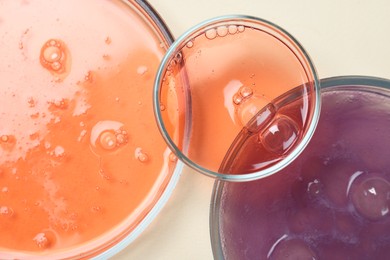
(210, 76, 390, 259)
(0, 0, 182, 259)
(154, 15, 320, 181)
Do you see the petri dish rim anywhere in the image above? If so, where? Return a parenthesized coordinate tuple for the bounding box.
(209, 75, 390, 259)
(153, 14, 321, 181)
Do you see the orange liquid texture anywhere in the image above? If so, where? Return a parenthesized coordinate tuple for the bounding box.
(0, 0, 175, 257)
(160, 23, 316, 174)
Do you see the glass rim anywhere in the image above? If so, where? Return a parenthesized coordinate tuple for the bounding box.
(209, 75, 390, 259)
(153, 14, 321, 181)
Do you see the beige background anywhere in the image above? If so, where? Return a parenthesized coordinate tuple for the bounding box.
(114, 0, 390, 259)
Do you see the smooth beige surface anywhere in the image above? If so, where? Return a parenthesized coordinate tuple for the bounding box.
(113, 0, 390, 259)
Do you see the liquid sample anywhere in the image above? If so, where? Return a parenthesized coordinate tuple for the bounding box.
(0, 0, 175, 258)
(217, 86, 390, 259)
(158, 19, 317, 175)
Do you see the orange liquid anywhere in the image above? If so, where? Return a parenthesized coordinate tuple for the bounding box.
(159, 22, 317, 174)
(0, 0, 176, 257)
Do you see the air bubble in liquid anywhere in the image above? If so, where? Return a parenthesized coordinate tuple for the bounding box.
(236, 96, 270, 127)
(268, 237, 317, 260)
(350, 175, 390, 221)
(169, 152, 177, 162)
(135, 147, 149, 163)
(260, 116, 299, 155)
(137, 66, 148, 75)
(0, 206, 14, 218)
(217, 26, 228, 37)
(90, 121, 128, 154)
(228, 25, 238, 34)
(186, 40, 194, 48)
(33, 230, 56, 249)
(205, 28, 217, 40)
(40, 39, 68, 75)
(237, 25, 245, 33)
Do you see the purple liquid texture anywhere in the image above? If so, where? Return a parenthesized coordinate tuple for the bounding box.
(218, 87, 390, 259)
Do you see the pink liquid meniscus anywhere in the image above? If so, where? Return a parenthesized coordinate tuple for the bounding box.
(217, 85, 390, 259)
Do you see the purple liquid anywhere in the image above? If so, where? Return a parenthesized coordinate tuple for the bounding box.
(218, 87, 390, 259)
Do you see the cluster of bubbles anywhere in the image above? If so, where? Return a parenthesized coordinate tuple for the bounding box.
(185, 24, 246, 48)
(40, 39, 68, 74)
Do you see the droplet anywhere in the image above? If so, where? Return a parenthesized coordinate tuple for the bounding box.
(135, 147, 149, 163)
(228, 25, 238, 34)
(260, 116, 299, 155)
(40, 39, 68, 74)
(217, 26, 228, 37)
(350, 175, 390, 221)
(1, 135, 9, 142)
(137, 66, 148, 75)
(186, 40, 194, 48)
(0, 206, 14, 218)
(205, 28, 217, 40)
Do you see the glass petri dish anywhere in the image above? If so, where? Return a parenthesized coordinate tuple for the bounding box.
(154, 15, 320, 181)
(0, 0, 182, 259)
(210, 76, 390, 259)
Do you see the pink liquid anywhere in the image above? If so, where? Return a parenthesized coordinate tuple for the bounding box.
(218, 86, 390, 259)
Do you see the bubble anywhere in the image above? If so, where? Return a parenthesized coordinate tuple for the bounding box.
(217, 26, 228, 37)
(235, 95, 269, 127)
(53, 146, 65, 157)
(260, 116, 299, 155)
(84, 71, 93, 82)
(186, 40, 194, 48)
(1, 187, 8, 193)
(90, 121, 128, 154)
(105, 36, 112, 45)
(33, 230, 56, 249)
(0, 206, 14, 218)
(49, 98, 69, 110)
(237, 25, 245, 32)
(205, 28, 217, 40)
(160, 104, 166, 111)
(1, 135, 9, 142)
(239, 86, 253, 98)
(135, 147, 149, 163)
(137, 66, 148, 75)
(27, 97, 36, 107)
(169, 152, 177, 162)
(268, 237, 317, 260)
(99, 131, 117, 150)
(40, 39, 68, 74)
(232, 93, 243, 105)
(228, 25, 238, 34)
(350, 175, 390, 221)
